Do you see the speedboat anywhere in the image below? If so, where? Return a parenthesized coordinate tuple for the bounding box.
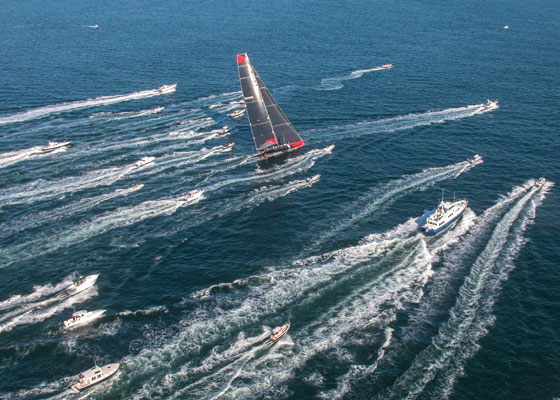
(228, 109, 246, 119)
(217, 126, 230, 135)
(134, 156, 155, 169)
(158, 83, 177, 94)
(305, 174, 320, 185)
(534, 177, 546, 190)
(63, 309, 106, 330)
(180, 189, 204, 203)
(71, 362, 119, 392)
(269, 322, 290, 342)
(381, 63, 393, 69)
(418, 195, 468, 236)
(221, 142, 234, 151)
(468, 154, 483, 165)
(42, 141, 71, 153)
(65, 274, 99, 296)
(485, 99, 499, 109)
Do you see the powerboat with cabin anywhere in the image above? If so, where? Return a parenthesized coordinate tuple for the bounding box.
(534, 177, 546, 190)
(71, 362, 119, 392)
(134, 156, 155, 169)
(485, 99, 499, 109)
(158, 83, 177, 94)
(63, 309, 106, 330)
(180, 189, 204, 203)
(228, 109, 246, 119)
(42, 141, 71, 153)
(418, 193, 468, 236)
(381, 63, 393, 69)
(468, 154, 483, 166)
(65, 273, 99, 296)
(269, 321, 290, 342)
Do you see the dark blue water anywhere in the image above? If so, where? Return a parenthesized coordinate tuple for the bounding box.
(1, 0, 559, 398)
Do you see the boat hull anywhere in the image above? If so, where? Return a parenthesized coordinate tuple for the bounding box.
(421, 210, 464, 236)
(71, 363, 119, 392)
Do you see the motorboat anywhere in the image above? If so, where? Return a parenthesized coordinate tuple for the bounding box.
(418, 194, 468, 236)
(134, 156, 155, 169)
(269, 322, 290, 342)
(88, 24, 99, 30)
(63, 309, 106, 330)
(116, 183, 144, 193)
(65, 273, 99, 296)
(221, 142, 234, 151)
(485, 99, 499, 109)
(534, 177, 546, 190)
(180, 189, 204, 203)
(227, 108, 246, 119)
(381, 63, 393, 69)
(71, 362, 119, 392)
(504, 25, 509, 29)
(217, 125, 230, 135)
(42, 141, 71, 153)
(468, 154, 483, 165)
(158, 83, 177, 94)
(305, 174, 320, 185)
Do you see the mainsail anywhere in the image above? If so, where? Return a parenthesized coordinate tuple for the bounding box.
(236, 53, 304, 156)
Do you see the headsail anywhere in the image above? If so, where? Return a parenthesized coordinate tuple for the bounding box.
(236, 53, 304, 156)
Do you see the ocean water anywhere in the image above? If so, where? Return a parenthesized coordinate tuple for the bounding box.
(1, 0, 559, 399)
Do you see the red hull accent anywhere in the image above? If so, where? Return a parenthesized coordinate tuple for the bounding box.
(265, 138, 277, 145)
(237, 54, 247, 64)
(289, 140, 304, 148)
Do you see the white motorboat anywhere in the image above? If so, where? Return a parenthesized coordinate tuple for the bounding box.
(381, 63, 393, 69)
(534, 177, 546, 190)
(468, 154, 483, 165)
(485, 99, 499, 109)
(269, 321, 290, 342)
(227, 108, 246, 119)
(180, 189, 204, 203)
(63, 309, 106, 330)
(221, 142, 234, 151)
(418, 193, 468, 237)
(305, 174, 320, 185)
(134, 156, 155, 169)
(158, 83, 177, 94)
(65, 274, 99, 296)
(71, 362, 119, 392)
(217, 125, 230, 135)
(42, 141, 71, 153)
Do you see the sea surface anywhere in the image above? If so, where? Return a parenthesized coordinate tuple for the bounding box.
(1, 0, 559, 399)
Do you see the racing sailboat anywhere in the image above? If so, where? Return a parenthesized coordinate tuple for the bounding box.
(236, 53, 305, 159)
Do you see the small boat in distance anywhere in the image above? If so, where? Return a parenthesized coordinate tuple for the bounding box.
(71, 362, 119, 392)
(504, 25, 509, 29)
(236, 53, 305, 159)
(63, 310, 106, 330)
(468, 154, 483, 166)
(42, 141, 71, 153)
(217, 126, 230, 135)
(65, 273, 99, 296)
(158, 83, 177, 94)
(221, 142, 234, 151)
(228, 109, 246, 119)
(485, 99, 499, 109)
(269, 321, 290, 342)
(134, 156, 155, 169)
(305, 174, 320, 185)
(534, 177, 546, 190)
(381, 63, 393, 69)
(180, 189, 204, 203)
(418, 192, 468, 236)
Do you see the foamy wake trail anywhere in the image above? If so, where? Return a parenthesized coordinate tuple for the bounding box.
(0, 275, 73, 312)
(0, 86, 176, 125)
(0, 184, 143, 236)
(308, 157, 476, 251)
(0, 287, 97, 334)
(0, 146, 56, 169)
(90, 106, 164, 121)
(310, 101, 498, 140)
(0, 196, 195, 267)
(318, 66, 385, 90)
(383, 181, 551, 400)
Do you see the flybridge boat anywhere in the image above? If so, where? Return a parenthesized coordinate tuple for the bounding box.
(63, 309, 106, 329)
(236, 53, 305, 160)
(269, 322, 290, 342)
(534, 177, 546, 190)
(134, 156, 155, 169)
(70, 362, 119, 392)
(42, 141, 71, 153)
(418, 193, 468, 237)
(65, 273, 98, 296)
(228, 109, 246, 119)
(180, 189, 204, 203)
(468, 154, 483, 165)
(381, 63, 393, 69)
(158, 83, 177, 94)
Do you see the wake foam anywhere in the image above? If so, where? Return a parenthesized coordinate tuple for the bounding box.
(318, 66, 386, 90)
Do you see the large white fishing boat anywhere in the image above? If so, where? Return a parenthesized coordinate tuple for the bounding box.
(65, 273, 99, 296)
(158, 83, 177, 94)
(236, 53, 305, 159)
(63, 309, 106, 329)
(70, 362, 119, 392)
(42, 141, 71, 153)
(418, 193, 468, 236)
(269, 322, 290, 342)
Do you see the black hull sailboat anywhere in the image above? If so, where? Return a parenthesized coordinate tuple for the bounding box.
(236, 53, 305, 159)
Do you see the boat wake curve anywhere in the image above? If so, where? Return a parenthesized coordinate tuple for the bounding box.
(317, 65, 387, 90)
(0, 146, 61, 169)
